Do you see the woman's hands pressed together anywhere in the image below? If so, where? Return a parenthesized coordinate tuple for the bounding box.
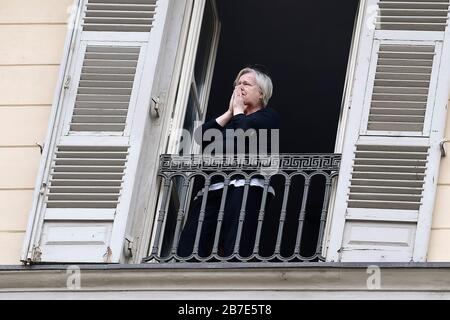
(217, 87, 246, 127)
(231, 87, 246, 116)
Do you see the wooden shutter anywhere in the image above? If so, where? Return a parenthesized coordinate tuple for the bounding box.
(327, 0, 450, 262)
(21, 0, 169, 263)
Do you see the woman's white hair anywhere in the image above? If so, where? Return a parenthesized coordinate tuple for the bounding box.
(234, 67, 273, 107)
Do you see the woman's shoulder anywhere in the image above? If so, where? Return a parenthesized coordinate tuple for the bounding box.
(261, 106, 280, 122)
(251, 106, 280, 129)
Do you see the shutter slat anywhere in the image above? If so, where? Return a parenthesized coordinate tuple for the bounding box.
(352, 172, 425, 180)
(350, 185, 424, 194)
(47, 145, 128, 209)
(81, 74, 135, 81)
(373, 86, 429, 94)
(82, 23, 152, 32)
(368, 44, 435, 132)
(369, 114, 425, 122)
(84, 17, 155, 24)
(374, 79, 430, 87)
(71, 115, 128, 123)
(377, 0, 450, 31)
(372, 93, 428, 101)
(371, 101, 427, 108)
(75, 101, 129, 108)
(348, 199, 420, 210)
(48, 194, 121, 201)
(377, 58, 433, 67)
(53, 165, 126, 173)
(354, 158, 427, 166)
(83, 0, 157, 32)
(82, 67, 138, 74)
(370, 108, 426, 115)
(367, 122, 424, 131)
(349, 144, 428, 210)
(377, 66, 432, 73)
(76, 94, 131, 102)
(351, 178, 424, 188)
(379, 9, 449, 16)
(46, 201, 119, 209)
(54, 159, 127, 166)
(73, 108, 128, 116)
(86, 10, 156, 18)
(78, 88, 132, 95)
(70, 124, 126, 131)
(71, 45, 139, 132)
(50, 180, 123, 187)
(79, 80, 134, 88)
(51, 173, 125, 179)
(349, 192, 423, 202)
(355, 151, 427, 159)
(83, 60, 138, 67)
(376, 72, 431, 80)
(353, 164, 426, 173)
(49, 186, 122, 193)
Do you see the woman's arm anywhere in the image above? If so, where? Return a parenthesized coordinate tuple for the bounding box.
(215, 110, 233, 127)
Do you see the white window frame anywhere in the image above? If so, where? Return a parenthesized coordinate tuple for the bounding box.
(167, 0, 220, 155)
(147, 0, 221, 259)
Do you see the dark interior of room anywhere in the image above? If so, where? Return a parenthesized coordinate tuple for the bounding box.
(203, 0, 360, 259)
(208, 0, 360, 153)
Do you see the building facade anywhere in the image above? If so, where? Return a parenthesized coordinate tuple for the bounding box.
(2, 0, 450, 298)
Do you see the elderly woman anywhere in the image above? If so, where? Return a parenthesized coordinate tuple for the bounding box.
(177, 67, 280, 259)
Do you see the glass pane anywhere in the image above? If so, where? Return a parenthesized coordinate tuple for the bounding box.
(179, 86, 200, 155)
(194, 0, 215, 95)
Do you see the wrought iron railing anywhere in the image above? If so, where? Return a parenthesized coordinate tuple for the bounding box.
(143, 154, 341, 263)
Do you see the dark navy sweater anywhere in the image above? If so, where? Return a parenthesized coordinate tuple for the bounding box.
(200, 107, 280, 155)
(195, 107, 280, 186)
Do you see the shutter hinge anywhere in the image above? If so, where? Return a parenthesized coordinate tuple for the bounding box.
(39, 182, 47, 196)
(151, 96, 161, 118)
(63, 75, 71, 89)
(124, 235, 135, 258)
(31, 246, 42, 263)
(35, 142, 44, 154)
(440, 139, 450, 157)
(103, 246, 112, 263)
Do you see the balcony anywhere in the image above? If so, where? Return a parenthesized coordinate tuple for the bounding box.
(143, 153, 341, 264)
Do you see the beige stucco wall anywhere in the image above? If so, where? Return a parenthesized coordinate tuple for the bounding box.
(0, 0, 72, 264)
(428, 99, 450, 261)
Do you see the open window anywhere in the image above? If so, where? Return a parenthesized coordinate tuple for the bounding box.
(150, 0, 360, 262)
(152, 0, 450, 263)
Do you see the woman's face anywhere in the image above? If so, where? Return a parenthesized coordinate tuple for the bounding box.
(235, 72, 263, 108)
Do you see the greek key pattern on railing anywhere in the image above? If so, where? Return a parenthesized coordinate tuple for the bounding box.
(159, 154, 341, 173)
